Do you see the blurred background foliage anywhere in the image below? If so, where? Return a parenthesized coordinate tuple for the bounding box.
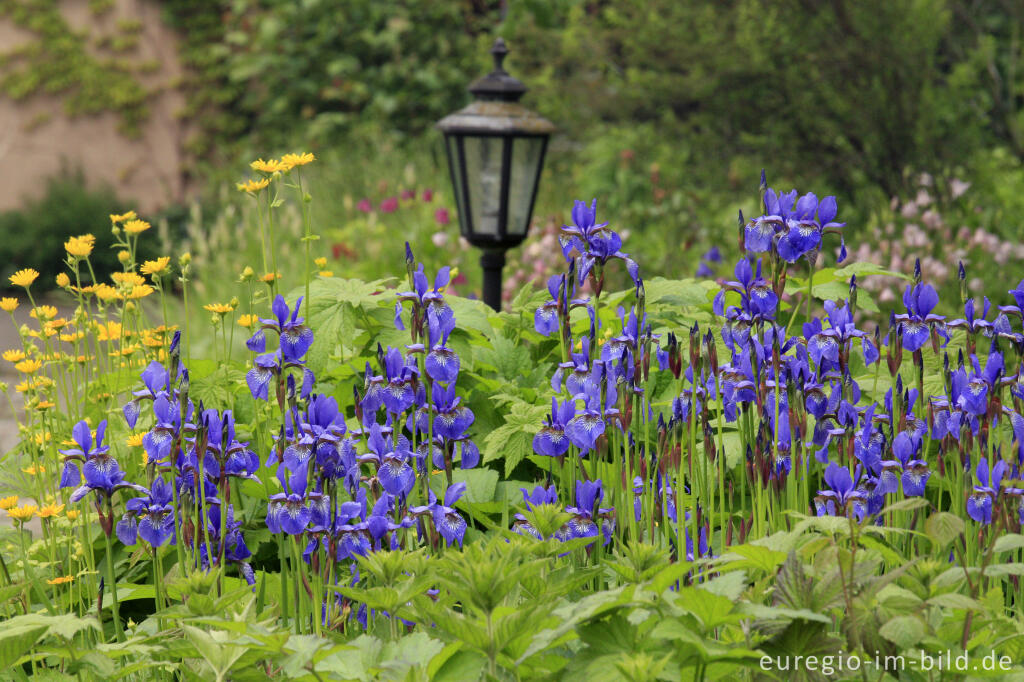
(2, 0, 1022, 309)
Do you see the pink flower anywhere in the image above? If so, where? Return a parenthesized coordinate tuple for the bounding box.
(435, 208, 450, 225)
(380, 197, 399, 213)
(401, 189, 416, 201)
(357, 198, 372, 213)
(422, 188, 434, 202)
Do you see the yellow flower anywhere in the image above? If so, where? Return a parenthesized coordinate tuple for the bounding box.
(237, 178, 271, 194)
(0, 297, 18, 312)
(238, 266, 255, 282)
(22, 464, 45, 475)
(260, 272, 281, 283)
(318, 270, 333, 278)
(9, 269, 39, 288)
(142, 335, 163, 348)
(6, 504, 37, 522)
(117, 250, 131, 263)
(112, 273, 147, 289)
(64, 236, 94, 258)
(112, 343, 140, 357)
(203, 302, 235, 315)
(47, 575, 74, 585)
(123, 219, 151, 235)
(36, 502, 64, 518)
(126, 285, 154, 300)
(2, 349, 26, 363)
(314, 256, 328, 269)
(66, 509, 80, 520)
(60, 331, 86, 343)
(140, 257, 171, 276)
(110, 211, 137, 223)
(44, 319, 68, 333)
(0, 495, 18, 510)
(35, 400, 55, 410)
(15, 358, 42, 374)
(30, 305, 57, 320)
(93, 284, 121, 302)
(95, 321, 123, 341)
(237, 314, 258, 329)
(250, 158, 287, 174)
(282, 152, 315, 168)
(125, 433, 144, 447)
(55, 273, 71, 288)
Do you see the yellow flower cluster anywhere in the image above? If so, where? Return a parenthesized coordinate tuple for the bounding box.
(6, 504, 37, 521)
(122, 219, 151, 235)
(9, 269, 39, 288)
(140, 257, 171, 277)
(204, 302, 236, 315)
(237, 178, 270, 194)
(0, 297, 17, 312)
(238, 152, 314, 192)
(36, 502, 65, 518)
(237, 314, 259, 329)
(64, 234, 95, 259)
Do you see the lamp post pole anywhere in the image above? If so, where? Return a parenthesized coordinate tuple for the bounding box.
(480, 250, 506, 311)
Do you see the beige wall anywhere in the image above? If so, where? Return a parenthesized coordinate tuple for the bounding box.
(0, 0, 189, 213)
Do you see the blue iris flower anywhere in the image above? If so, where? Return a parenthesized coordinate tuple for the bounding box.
(967, 456, 1007, 524)
(117, 476, 176, 547)
(533, 397, 576, 457)
(895, 283, 945, 353)
(815, 463, 868, 521)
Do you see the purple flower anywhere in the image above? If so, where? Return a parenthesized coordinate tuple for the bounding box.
(533, 397, 576, 457)
(967, 457, 1007, 524)
(118, 477, 176, 547)
(895, 283, 944, 352)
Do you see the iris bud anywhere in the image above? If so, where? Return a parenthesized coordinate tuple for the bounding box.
(958, 261, 968, 304)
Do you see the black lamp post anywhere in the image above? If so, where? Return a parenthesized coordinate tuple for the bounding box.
(437, 38, 555, 311)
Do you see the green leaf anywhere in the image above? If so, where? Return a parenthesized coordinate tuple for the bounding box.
(446, 295, 495, 337)
(482, 399, 547, 476)
(736, 603, 831, 624)
(925, 512, 965, 549)
(183, 625, 247, 680)
(429, 468, 499, 504)
(676, 587, 740, 630)
(927, 593, 982, 610)
(833, 262, 910, 280)
(717, 544, 787, 575)
(993, 534, 1024, 554)
(0, 624, 47, 669)
(285, 277, 395, 374)
(878, 615, 925, 649)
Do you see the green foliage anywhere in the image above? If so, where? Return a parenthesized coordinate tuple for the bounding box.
(0, 169, 138, 292)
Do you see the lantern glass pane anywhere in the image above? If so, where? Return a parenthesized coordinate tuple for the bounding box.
(463, 135, 503, 237)
(446, 136, 469, 232)
(507, 136, 545, 237)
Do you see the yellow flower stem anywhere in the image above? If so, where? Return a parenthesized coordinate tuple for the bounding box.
(254, 194, 271, 293)
(227, 311, 236, 365)
(295, 169, 313, 318)
(266, 189, 280, 298)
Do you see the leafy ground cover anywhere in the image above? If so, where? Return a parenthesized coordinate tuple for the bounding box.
(3, 158, 1024, 681)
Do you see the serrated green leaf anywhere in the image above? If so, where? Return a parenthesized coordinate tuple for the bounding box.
(925, 512, 965, 549)
(0, 624, 47, 669)
(878, 615, 925, 649)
